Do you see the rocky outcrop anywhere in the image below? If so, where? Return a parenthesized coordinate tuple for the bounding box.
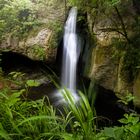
(0, 0, 66, 61)
(84, 0, 140, 107)
(1, 29, 56, 61)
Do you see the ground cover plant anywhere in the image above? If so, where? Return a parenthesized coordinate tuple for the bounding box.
(0, 73, 140, 140)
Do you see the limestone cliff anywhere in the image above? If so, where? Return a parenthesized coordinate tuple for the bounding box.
(84, 0, 140, 107)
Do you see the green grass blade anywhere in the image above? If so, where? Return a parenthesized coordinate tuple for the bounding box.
(17, 115, 58, 127)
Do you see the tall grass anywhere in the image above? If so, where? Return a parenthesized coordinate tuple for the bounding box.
(62, 89, 96, 139)
(0, 88, 63, 139)
(0, 82, 97, 140)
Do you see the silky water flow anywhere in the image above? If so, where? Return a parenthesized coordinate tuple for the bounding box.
(54, 7, 80, 105)
(62, 7, 78, 91)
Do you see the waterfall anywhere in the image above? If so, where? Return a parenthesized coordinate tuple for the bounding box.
(61, 7, 79, 96)
(53, 7, 79, 105)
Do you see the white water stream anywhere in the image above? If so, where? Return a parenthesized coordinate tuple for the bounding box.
(53, 7, 79, 105)
(61, 7, 79, 100)
(61, 7, 78, 91)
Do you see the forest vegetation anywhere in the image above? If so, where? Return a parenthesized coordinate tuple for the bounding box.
(0, 0, 140, 140)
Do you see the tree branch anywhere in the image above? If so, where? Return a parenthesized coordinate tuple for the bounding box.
(114, 6, 131, 43)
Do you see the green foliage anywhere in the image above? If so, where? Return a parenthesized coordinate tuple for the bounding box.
(111, 37, 140, 82)
(9, 72, 25, 80)
(0, 78, 64, 139)
(122, 47, 140, 81)
(62, 89, 96, 139)
(67, 0, 120, 11)
(47, 21, 62, 34)
(26, 80, 40, 87)
(0, 76, 140, 139)
(118, 114, 140, 138)
(95, 113, 140, 140)
(29, 45, 46, 60)
(118, 91, 135, 105)
(0, 71, 140, 140)
(0, 0, 40, 41)
(0, 80, 95, 139)
(47, 21, 63, 48)
(107, 0, 121, 6)
(119, 113, 139, 125)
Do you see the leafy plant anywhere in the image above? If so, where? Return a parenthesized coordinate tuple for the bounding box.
(0, 64, 140, 140)
(26, 80, 40, 87)
(28, 45, 46, 60)
(9, 72, 25, 80)
(0, 84, 65, 139)
(118, 91, 135, 105)
(62, 89, 96, 138)
(95, 113, 140, 140)
(0, 74, 140, 140)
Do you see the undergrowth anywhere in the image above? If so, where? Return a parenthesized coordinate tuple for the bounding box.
(0, 73, 140, 140)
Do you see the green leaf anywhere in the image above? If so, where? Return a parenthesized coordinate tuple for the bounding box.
(7, 89, 25, 107)
(104, 127, 115, 138)
(128, 116, 139, 125)
(119, 118, 128, 124)
(61, 133, 73, 140)
(119, 114, 139, 126)
(129, 123, 140, 135)
(114, 127, 124, 139)
(9, 72, 25, 79)
(0, 123, 11, 140)
(108, 0, 120, 6)
(26, 80, 40, 87)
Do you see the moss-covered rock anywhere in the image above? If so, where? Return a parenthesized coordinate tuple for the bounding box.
(0, 0, 66, 61)
(84, 0, 140, 107)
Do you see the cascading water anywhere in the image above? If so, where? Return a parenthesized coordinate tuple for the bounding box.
(61, 7, 78, 92)
(53, 7, 80, 105)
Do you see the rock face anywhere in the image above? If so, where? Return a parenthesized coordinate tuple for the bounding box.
(84, 0, 140, 107)
(0, 0, 66, 61)
(133, 72, 140, 107)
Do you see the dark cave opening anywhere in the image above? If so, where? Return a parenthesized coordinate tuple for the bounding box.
(0, 51, 54, 75)
(95, 86, 125, 127)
